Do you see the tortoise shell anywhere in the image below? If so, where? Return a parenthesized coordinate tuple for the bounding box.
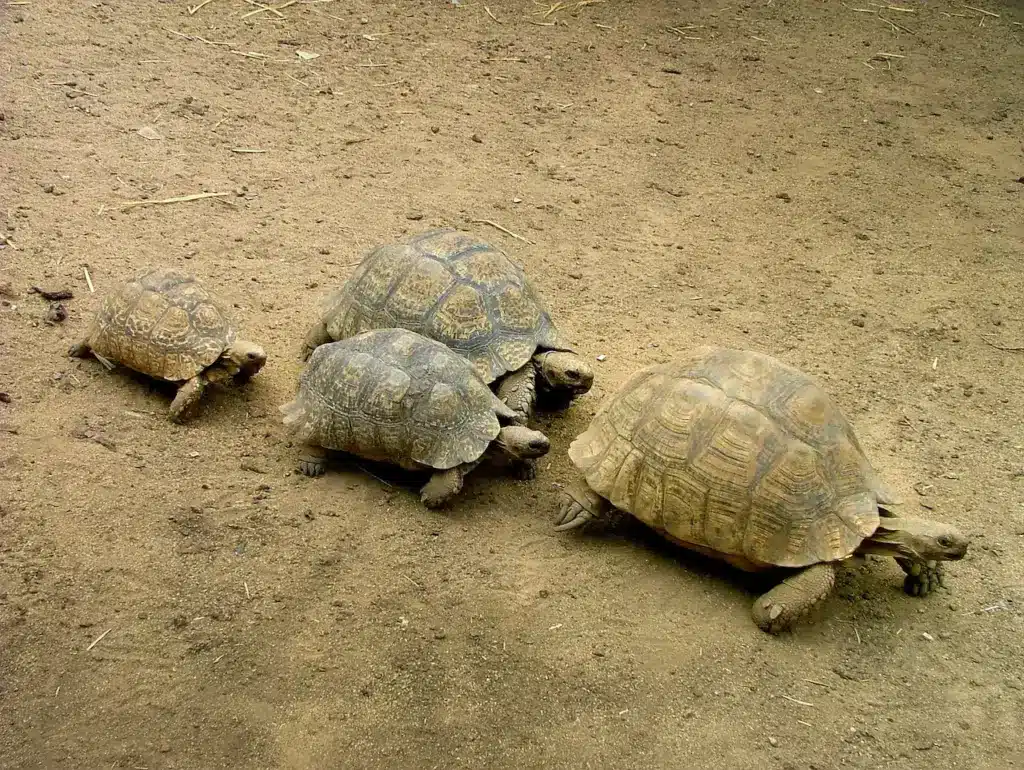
(82, 267, 236, 381)
(317, 229, 573, 383)
(567, 346, 897, 569)
(281, 328, 518, 471)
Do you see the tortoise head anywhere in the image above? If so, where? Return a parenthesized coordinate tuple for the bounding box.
(221, 339, 268, 381)
(535, 351, 594, 396)
(494, 425, 551, 461)
(860, 516, 970, 563)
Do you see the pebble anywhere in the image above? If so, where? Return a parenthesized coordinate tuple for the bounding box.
(596, 354, 607, 362)
(768, 737, 779, 748)
(922, 632, 935, 641)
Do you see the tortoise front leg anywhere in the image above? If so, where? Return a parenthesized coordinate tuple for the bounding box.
(168, 375, 207, 423)
(897, 557, 945, 597)
(420, 460, 482, 508)
(495, 364, 536, 425)
(68, 339, 93, 359)
(297, 444, 329, 477)
(553, 481, 613, 532)
(751, 562, 838, 634)
(300, 320, 333, 362)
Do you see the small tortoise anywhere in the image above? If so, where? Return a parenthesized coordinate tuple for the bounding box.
(300, 228, 594, 425)
(68, 266, 267, 422)
(554, 346, 970, 633)
(281, 328, 551, 508)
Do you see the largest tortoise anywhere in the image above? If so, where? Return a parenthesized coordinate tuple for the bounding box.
(554, 346, 970, 633)
(300, 228, 594, 425)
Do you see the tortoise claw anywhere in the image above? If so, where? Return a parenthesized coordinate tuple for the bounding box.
(553, 497, 593, 531)
(899, 559, 944, 597)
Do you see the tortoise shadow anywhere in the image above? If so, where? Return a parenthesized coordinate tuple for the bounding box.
(579, 513, 784, 599)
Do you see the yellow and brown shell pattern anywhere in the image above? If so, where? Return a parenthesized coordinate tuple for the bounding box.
(569, 346, 896, 569)
(282, 328, 513, 471)
(321, 229, 573, 384)
(83, 267, 235, 382)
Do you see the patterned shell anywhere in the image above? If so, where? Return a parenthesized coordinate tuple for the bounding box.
(319, 229, 572, 383)
(281, 328, 518, 471)
(568, 346, 896, 568)
(84, 267, 235, 381)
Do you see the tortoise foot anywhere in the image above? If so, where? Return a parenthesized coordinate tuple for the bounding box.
(420, 467, 463, 508)
(751, 562, 837, 634)
(515, 458, 538, 481)
(899, 559, 944, 597)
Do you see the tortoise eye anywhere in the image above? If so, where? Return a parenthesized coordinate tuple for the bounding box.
(938, 537, 951, 548)
(566, 369, 579, 379)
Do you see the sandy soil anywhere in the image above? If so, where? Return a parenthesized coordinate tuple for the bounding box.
(1, 1, 1023, 768)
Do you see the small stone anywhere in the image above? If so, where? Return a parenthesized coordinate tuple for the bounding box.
(568, 271, 582, 280)
(922, 632, 935, 641)
(471, 133, 483, 143)
(512, 196, 522, 203)
(775, 192, 792, 203)
(430, 126, 440, 134)
(406, 212, 424, 221)
(0, 393, 10, 404)
(852, 318, 865, 327)
(708, 304, 722, 312)
(45, 302, 67, 324)
(854, 232, 870, 241)
(596, 354, 607, 362)
(768, 737, 779, 748)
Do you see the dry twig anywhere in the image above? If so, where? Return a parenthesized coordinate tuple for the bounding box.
(120, 191, 233, 211)
(470, 219, 533, 244)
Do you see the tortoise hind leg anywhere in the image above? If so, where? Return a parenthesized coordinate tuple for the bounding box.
(495, 365, 536, 425)
(751, 562, 838, 634)
(68, 340, 92, 358)
(420, 460, 482, 508)
(168, 375, 207, 423)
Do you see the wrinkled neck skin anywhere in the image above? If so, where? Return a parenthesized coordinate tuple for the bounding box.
(855, 514, 970, 564)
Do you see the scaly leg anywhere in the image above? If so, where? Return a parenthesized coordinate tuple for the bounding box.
(751, 562, 838, 634)
(495, 365, 536, 425)
(420, 460, 483, 508)
(299, 444, 329, 477)
(897, 558, 944, 597)
(300, 321, 333, 362)
(68, 340, 92, 359)
(553, 481, 613, 532)
(168, 375, 207, 423)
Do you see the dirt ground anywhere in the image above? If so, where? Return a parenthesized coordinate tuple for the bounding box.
(1, 0, 1023, 768)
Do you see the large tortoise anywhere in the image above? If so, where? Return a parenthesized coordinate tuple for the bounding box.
(68, 266, 267, 423)
(553, 346, 970, 633)
(300, 228, 594, 425)
(281, 328, 552, 508)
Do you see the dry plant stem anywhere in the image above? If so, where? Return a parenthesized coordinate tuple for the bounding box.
(470, 219, 533, 244)
(120, 192, 233, 211)
(964, 5, 999, 17)
(483, 6, 500, 23)
(241, 0, 297, 20)
(187, 0, 217, 14)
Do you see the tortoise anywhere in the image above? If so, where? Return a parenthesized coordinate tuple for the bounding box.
(280, 327, 552, 508)
(553, 346, 970, 633)
(300, 228, 594, 425)
(68, 266, 267, 423)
